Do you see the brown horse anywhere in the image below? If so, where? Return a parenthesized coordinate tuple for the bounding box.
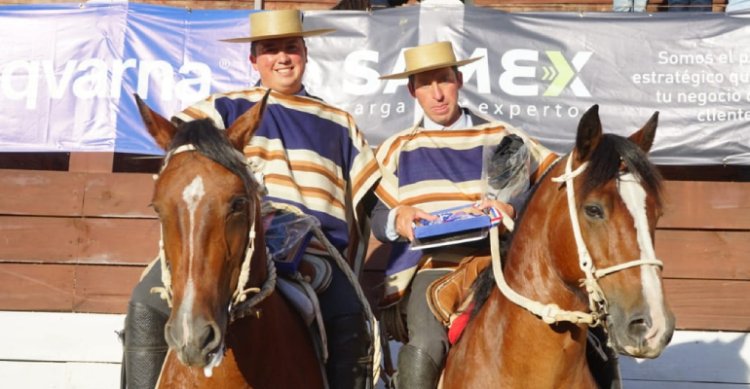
(442, 105, 675, 388)
(134, 92, 325, 389)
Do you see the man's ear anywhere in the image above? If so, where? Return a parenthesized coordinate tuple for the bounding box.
(456, 70, 464, 89)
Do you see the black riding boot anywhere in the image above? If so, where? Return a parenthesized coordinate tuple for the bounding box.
(396, 344, 441, 389)
(587, 327, 622, 389)
(325, 314, 373, 389)
(121, 302, 169, 389)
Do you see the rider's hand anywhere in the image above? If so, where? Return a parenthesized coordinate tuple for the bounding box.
(394, 205, 437, 241)
(476, 199, 515, 219)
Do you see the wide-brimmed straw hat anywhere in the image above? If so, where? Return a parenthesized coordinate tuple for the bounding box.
(380, 41, 483, 80)
(221, 10, 335, 43)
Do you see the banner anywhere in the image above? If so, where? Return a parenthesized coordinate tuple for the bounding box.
(0, 2, 749, 165)
(0, 2, 255, 155)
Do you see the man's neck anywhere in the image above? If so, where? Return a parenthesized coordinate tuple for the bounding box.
(423, 107, 468, 130)
(256, 82, 307, 96)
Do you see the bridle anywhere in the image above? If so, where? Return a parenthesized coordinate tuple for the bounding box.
(149, 144, 278, 323)
(490, 151, 663, 326)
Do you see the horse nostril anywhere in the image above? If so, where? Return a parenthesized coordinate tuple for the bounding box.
(628, 316, 651, 339)
(200, 321, 222, 355)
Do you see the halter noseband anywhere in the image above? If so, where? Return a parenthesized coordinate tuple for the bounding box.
(490, 152, 663, 326)
(149, 144, 277, 323)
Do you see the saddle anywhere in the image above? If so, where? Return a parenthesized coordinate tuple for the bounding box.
(425, 254, 491, 327)
(276, 254, 334, 364)
(277, 255, 333, 325)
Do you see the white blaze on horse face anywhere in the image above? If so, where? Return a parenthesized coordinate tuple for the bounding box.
(179, 175, 205, 343)
(182, 175, 206, 273)
(181, 279, 196, 346)
(617, 173, 668, 347)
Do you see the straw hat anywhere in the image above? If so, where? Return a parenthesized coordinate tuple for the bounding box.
(380, 41, 483, 80)
(221, 10, 335, 43)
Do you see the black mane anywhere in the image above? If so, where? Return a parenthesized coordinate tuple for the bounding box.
(168, 118, 257, 193)
(470, 133, 663, 318)
(582, 134, 663, 207)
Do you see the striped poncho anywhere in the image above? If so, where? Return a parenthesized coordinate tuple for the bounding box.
(375, 121, 555, 306)
(173, 88, 382, 262)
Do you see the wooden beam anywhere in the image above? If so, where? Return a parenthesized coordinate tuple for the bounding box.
(665, 278, 750, 332)
(661, 181, 750, 230)
(0, 216, 159, 265)
(82, 173, 156, 218)
(0, 170, 86, 217)
(659, 230, 750, 281)
(0, 263, 144, 314)
(68, 152, 114, 173)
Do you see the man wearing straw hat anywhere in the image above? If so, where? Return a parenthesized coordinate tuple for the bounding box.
(371, 41, 557, 388)
(121, 10, 379, 389)
(372, 41, 623, 389)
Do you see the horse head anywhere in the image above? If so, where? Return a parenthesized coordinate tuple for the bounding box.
(550, 105, 675, 358)
(135, 91, 270, 368)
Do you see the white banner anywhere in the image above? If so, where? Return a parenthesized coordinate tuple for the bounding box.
(0, 2, 748, 165)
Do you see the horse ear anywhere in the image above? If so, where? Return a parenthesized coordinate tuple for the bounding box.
(575, 104, 603, 162)
(628, 111, 658, 154)
(134, 94, 177, 151)
(226, 89, 271, 151)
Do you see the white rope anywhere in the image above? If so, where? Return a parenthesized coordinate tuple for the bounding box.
(594, 259, 663, 279)
(229, 252, 278, 323)
(150, 226, 173, 307)
(232, 217, 258, 305)
(490, 225, 597, 325)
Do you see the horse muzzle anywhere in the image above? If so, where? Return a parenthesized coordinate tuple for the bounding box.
(165, 314, 225, 367)
(607, 306, 675, 359)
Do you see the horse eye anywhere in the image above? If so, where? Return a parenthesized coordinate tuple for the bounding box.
(584, 204, 604, 219)
(229, 197, 248, 214)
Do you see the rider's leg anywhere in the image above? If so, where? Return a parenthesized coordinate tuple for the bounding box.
(397, 268, 451, 389)
(120, 264, 170, 389)
(587, 326, 622, 389)
(318, 263, 373, 389)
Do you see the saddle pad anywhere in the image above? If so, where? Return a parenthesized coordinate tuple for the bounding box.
(276, 277, 316, 326)
(297, 254, 333, 293)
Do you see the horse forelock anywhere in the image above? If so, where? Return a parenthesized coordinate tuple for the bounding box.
(582, 134, 663, 208)
(168, 119, 258, 195)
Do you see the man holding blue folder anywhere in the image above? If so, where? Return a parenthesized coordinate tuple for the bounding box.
(371, 41, 555, 388)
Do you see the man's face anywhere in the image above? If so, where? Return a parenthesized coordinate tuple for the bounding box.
(409, 67, 463, 127)
(250, 37, 307, 95)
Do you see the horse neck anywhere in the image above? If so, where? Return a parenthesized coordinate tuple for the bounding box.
(502, 163, 589, 313)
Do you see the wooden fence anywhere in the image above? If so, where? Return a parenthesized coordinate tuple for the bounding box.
(1, 151, 749, 332)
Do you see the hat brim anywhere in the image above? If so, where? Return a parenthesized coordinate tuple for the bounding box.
(220, 28, 336, 43)
(379, 56, 483, 80)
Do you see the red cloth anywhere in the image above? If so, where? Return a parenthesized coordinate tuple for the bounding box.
(448, 303, 474, 345)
